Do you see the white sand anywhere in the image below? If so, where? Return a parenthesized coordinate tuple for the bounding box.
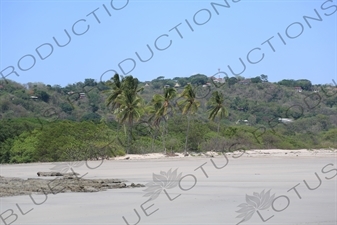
(0, 149, 336, 225)
(113, 149, 337, 160)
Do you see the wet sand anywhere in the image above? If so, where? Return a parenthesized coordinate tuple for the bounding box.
(0, 150, 336, 225)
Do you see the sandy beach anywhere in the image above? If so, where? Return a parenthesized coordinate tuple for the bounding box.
(0, 149, 336, 225)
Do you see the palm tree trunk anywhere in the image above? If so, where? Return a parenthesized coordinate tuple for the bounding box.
(184, 115, 190, 155)
(162, 122, 166, 154)
(151, 132, 155, 152)
(151, 126, 159, 152)
(127, 117, 133, 154)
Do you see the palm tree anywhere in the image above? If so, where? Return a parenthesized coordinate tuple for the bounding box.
(144, 100, 161, 152)
(105, 73, 123, 112)
(148, 87, 177, 153)
(106, 75, 144, 153)
(208, 91, 229, 133)
(105, 74, 124, 145)
(115, 93, 144, 152)
(178, 84, 200, 155)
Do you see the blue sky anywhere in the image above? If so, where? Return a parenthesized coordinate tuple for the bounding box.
(0, 0, 336, 87)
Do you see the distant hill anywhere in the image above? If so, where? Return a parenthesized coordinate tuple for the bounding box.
(1, 75, 336, 123)
(0, 74, 336, 163)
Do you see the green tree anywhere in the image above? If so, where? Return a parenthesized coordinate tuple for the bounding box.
(278, 79, 296, 87)
(9, 131, 39, 163)
(296, 79, 312, 91)
(190, 74, 208, 85)
(151, 81, 162, 89)
(30, 121, 120, 162)
(178, 84, 200, 154)
(80, 112, 102, 123)
(106, 74, 123, 112)
(105, 73, 124, 138)
(177, 78, 188, 87)
(60, 102, 73, 113)
(84, 78, 97, 87)
(326, 96, 337, 108)
(260, 74, 268, 82)
(0, 118, 43, 163)
(251, 76, 262, 83)
(35, 90, 50, 102)
(227, 77, 238, 87)
(148, 87, 177, 153)
(114, 76, 145, 153)
(208, 91, 229, 133)
(230, 97, 249, 112)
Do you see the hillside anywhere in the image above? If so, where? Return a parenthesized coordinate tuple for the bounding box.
(0, 74, 337, 163)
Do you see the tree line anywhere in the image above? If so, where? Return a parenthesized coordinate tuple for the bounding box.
(0, 74, 337, 163)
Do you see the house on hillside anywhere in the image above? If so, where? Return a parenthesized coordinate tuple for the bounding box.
(295, 87, 302, 92)
(174, 83, 180, 88)
(30, 96, 38, 99)
(210, 77, 225, 83)
(278, 118, 294, 123)
(235, 119, 249, 125)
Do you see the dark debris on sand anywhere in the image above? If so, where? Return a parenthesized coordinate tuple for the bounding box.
(0, 173, 145, 197)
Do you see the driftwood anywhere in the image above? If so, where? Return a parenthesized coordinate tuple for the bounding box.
(37, 171, 79, 177)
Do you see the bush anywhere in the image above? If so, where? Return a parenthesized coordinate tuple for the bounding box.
(10, 132, 39, 163)
(199, 136, 226, 152)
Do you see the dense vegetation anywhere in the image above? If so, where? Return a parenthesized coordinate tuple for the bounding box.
(0, 74, 336, 163)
